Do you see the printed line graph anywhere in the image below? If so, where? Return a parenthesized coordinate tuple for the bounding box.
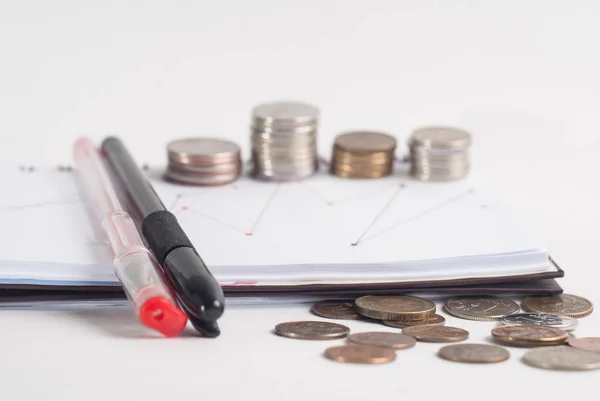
(0, 195, 82, 213)
(172, 183, 282, 236)
(1, 166, 482, 249)
(350, 183, 406, 246)
(169, 179, 477, 246)
(355, 188, 476, 245)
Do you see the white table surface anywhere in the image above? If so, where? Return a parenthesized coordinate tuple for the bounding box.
(1, 1, 600, 399)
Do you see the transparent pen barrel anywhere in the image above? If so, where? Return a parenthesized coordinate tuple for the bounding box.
(103, 212, 175, 312)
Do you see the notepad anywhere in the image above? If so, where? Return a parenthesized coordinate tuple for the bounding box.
(0, 166, 557, 288)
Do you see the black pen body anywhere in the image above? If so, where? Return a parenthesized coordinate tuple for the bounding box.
(101, 136, 225, 329)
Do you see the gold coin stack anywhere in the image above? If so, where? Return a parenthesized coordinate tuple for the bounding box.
(353, 295, 440, 326)
(330, 131, 397, 178)
(164, 138, 242, 186)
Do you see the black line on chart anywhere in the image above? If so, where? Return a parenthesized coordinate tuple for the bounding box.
(354, 188, 476, 245)
(350, 183, 406, 246)
(169, 194, 182, 212)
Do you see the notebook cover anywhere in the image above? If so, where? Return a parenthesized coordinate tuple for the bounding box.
(0, 278, 563, 304)
(0, 256, 564, 302)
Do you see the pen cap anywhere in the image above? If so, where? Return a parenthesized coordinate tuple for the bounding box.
(114, 247, 188, 337)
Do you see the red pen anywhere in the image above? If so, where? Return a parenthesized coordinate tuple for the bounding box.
(74, 137, 188, 337)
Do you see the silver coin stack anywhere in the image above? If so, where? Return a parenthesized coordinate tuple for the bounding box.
(408, 126, 472, 181)
(164, 138, 242, 186)
(250, 101, 319, 181)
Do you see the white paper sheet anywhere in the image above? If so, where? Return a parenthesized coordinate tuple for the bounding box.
(0, 167, 551, 285)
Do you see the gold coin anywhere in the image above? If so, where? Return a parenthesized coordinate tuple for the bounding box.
(402, 325, 469, 343)
(522, 294, 593, 318)
(346, 332, 416, 350)
(491, 324, 568, 347)
(310, 301, 361, 320)
(438, 344, 510, 363)
(334, 131, 397, 153)
(274, 321, 350, 340)
(354, 295, 436, 321)
(324, 344, 396, 364)
(382, 314, 446, 328)
(330, 131, 396, 179)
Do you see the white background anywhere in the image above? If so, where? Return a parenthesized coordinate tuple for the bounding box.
(1, 1, 600, 399)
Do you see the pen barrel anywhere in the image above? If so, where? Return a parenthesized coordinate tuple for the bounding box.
(142, 210, 225, 321)
(104, 212, 177, 311)
(103, 211, 148, 258)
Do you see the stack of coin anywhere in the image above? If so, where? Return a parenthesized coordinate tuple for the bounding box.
(491, 325, 568, 347)
(250, 101, 319, 181)
(353, 295, 447, 329)
(330, 131, 397, 178)
(164, 138, 242, 186)
(408, 126, 472, 181)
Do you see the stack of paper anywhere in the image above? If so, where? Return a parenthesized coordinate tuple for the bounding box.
(0, 166, 563, 305)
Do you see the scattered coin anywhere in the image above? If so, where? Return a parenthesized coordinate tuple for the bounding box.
(408, 126, 472, 181)
(402, 325, 469, 343)
(522, 294, 593, 318)
(501, 313, 578, 331)
(444, 296, 520, 321)
(438, 344, 510, 364)
(311, 301, 361, 320)
(164, 138, 242, 186)
(382, 314, 446, 329)
(274, 321, 350, 340)
(324, 344, 396, 364)
(330, 131, 397, 178)
(354, 295, 436, 321)
(568, 337, 600, 353)
(346, 332, 417, 350)
(491, 324, 568, 347)
(522, 345, 600, 371)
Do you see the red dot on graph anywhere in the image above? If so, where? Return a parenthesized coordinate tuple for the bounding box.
(245, 232, 253, 236)
(181, 206, 189, 211)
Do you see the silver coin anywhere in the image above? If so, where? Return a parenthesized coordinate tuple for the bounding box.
(167, 161, 240, 174)
(444, 297, 520, 321)
(409, 126, 472, 149)
(522, 345, 600, 371)
(250, 101, 320, 181)
(408, 126, 471, 181)
(252, 101, 319, 125)
(164, 170, 240, 186)
(501, 313, 578, 331)
(167, 138, 241, 161)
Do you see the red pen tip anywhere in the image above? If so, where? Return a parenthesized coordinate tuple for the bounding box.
(139, 297, 188, 337)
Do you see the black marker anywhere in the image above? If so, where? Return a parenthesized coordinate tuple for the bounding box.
(102, 136, 225, 337)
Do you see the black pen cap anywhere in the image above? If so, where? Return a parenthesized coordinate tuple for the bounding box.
(163, 247, 225, 322)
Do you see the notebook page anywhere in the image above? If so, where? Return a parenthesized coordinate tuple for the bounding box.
(0, 167, 549, 283)
(150, 169, 548, 268)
